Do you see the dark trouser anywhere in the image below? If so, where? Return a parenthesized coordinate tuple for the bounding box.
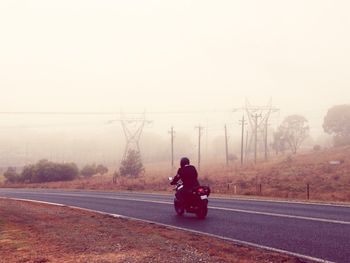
(176, 188, 191, 204)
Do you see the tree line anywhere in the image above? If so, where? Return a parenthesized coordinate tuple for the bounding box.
(3, 149, 145, 184)
(3, 160, 108, 184)
(272, 104, 350, 154)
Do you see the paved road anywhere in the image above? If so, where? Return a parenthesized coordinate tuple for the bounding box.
(1, 188, 350, 262)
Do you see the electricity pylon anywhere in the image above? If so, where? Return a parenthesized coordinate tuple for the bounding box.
(244, 99, 279, 162)
(108, 112, 152, 161)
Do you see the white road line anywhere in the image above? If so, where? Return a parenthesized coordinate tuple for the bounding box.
(0, 197, 334, 263)
(2, 191, 350, 225)
(3, 188, 350, 207)
(210, 206, 350, 225)
(210, 196, 350, 208)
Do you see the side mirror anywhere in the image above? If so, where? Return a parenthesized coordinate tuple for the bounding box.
(168, 177, 173, 181)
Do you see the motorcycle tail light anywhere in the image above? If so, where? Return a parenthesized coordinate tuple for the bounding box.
(197, 187, 204, 194)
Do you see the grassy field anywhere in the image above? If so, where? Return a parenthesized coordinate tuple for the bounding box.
(0, 199, 304, 263)
(1, 145, 350, 202)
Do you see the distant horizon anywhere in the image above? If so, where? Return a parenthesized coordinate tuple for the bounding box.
(1, 1, 348, 167)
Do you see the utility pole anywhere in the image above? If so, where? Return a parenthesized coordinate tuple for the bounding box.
(239, 115, 246, 165)
(195, 125, 204, 170)
(264, 118, 268, 161)
(169, 126, 175, 168)
(245, 130, 249, 162)
(252, 113, 261, 164)
(224, 124, 229, 165)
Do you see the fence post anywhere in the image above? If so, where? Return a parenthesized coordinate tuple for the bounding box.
(307, 183, 310, 200)
(259, 183, 262, 195)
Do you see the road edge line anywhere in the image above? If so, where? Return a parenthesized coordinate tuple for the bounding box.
(1, 197, 333, 263)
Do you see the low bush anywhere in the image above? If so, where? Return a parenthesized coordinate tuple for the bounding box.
(4, 160, 79, 184)
(3, 167, 19, 183)
(81, 164, 109, 177)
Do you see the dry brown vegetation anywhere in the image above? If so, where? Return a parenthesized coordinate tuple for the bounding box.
(2, 146, 350, 202)
(0, 199, 304, 263)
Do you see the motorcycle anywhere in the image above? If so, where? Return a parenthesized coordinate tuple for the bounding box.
(169, 177, 210, 219)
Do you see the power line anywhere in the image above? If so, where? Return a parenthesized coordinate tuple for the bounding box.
(0, 112, 118, 115)
(0, 109, 236, 116)
(0, 122, 107, 129)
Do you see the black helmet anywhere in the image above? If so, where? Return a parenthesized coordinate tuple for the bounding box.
(180, 157, 190, 168)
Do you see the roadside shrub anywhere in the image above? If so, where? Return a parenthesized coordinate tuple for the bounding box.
(96, 164, 108, 175)
(18, 160, 79, 183)
(54, 162, 79, 182)
(81, 164, 109, 177)
(21, 164, 36, 183)
(119, 150, 144, 178)
(3, 167, 19, 183)
(81, 164, 97, 177)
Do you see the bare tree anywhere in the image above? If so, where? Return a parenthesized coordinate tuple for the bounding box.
(278, 115, 309, 154)
(271, 130, 287, 155)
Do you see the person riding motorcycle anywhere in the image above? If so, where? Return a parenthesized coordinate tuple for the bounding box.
(170, 157, 200, 204)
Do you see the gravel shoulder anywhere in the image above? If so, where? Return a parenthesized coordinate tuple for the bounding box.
(0, 199, 305, 263)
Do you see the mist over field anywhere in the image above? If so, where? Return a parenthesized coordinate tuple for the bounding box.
(0, 0, 349, 169)
(0, 108, 334, 170)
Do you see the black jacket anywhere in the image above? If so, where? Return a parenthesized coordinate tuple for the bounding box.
(171, 165, 200, 191)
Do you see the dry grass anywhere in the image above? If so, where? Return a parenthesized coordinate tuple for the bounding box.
(235, 146, 350, 201)
(2, 146, 350, 202)
(0, 199, 304, 263)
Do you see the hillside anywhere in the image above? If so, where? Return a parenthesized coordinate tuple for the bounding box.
(1, 146, 350, 202)
(219, 145, 350, 201)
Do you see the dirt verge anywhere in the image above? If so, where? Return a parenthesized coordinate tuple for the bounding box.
(0, 199, 307, 263)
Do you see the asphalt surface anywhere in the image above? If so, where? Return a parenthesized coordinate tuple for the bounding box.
(1, 188, 350, 262)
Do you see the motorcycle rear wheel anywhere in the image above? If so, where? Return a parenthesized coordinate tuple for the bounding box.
(174, 201, 184, 216)
(196, 204, 208, 219)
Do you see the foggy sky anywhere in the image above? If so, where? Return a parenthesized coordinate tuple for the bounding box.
(1, 1, 349, 152)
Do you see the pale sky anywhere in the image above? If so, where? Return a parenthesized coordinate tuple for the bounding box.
(1, 0, 350, 135)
